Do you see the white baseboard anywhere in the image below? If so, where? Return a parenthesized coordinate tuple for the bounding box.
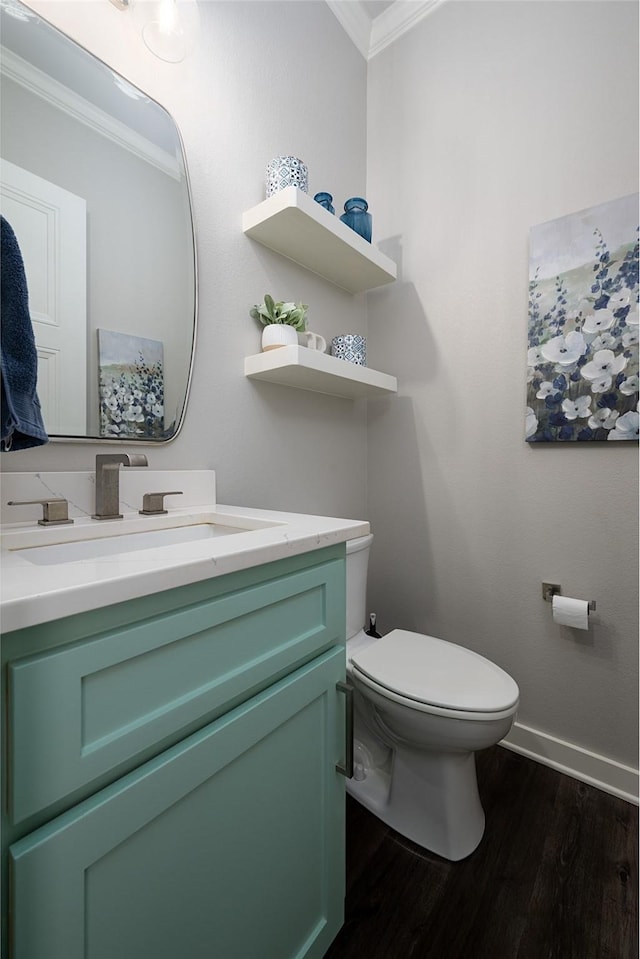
(500, 722, 639, 805)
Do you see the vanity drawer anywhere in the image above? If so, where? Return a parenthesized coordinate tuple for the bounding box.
(8, 554, 345, 824)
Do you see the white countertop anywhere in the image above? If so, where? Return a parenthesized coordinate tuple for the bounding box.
(1, 503, 369, 634)
(0, 471, 369, 634)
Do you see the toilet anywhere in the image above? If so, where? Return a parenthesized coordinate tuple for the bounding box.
(345, 534, 519, 861)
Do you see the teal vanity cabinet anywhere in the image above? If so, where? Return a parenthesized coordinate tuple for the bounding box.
(1, 545, 348, 959)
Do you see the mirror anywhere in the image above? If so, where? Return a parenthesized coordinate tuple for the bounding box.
(0, 0, 197, 443)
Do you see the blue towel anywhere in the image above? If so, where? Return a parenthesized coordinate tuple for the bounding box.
(1, 215, 49, 450)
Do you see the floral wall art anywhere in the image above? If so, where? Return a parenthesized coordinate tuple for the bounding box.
(98, 329, 165, 438)
(526, 194, 639, 442)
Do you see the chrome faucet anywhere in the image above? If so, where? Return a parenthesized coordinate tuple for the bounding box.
(93, 453, 148, 520)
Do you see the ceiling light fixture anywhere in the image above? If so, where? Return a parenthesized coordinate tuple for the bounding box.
(109, 0, 199, 64)
(141, 0, 185, 62)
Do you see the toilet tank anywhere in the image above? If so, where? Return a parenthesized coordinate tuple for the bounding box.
(345, 533, 373, 640)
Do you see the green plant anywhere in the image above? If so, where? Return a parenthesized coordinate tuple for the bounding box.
(250, 294, 308, 331)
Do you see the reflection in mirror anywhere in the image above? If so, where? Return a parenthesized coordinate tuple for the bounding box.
(0, 0, 197, 442)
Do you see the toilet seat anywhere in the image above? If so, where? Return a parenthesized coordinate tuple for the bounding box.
(350, 629, 519, 721)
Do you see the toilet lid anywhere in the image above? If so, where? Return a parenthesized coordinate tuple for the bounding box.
(350, 629, 519, 712)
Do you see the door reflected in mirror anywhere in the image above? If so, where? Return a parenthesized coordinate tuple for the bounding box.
(0, 0, 197, 442)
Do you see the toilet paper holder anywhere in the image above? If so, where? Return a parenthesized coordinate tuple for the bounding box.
(542, 582, 596, 611)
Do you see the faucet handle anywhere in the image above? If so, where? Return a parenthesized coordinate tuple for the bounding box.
(7, 498, 74, 526)
(139, 491, 183, 516)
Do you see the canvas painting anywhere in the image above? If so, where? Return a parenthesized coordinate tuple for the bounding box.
(98, 329, 165, 438)
(526, 194, 639, 442)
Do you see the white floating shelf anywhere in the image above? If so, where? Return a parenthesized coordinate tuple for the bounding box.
(244, 346, 397, 399)
(242, 187, 397, 294)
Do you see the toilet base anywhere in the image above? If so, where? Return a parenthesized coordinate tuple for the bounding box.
(345, 744, 485, 861)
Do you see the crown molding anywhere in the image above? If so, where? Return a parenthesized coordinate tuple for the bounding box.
(369, 1, 443, 58)
(0, 45, 180, 179)
(326, 1, 444, 60)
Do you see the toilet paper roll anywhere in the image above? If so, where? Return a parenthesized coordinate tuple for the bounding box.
(552, 595, 589, 630)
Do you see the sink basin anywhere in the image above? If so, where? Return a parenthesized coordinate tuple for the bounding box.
(1, 511, 283, 566)
(12, 523, 245, 565)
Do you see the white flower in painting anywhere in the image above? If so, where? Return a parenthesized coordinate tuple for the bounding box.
(622, 327, 639, 349)
(583, 310, 614, 335)
(146, 393, 157, 407)
(106, 396, 119, 411)
(587, 372, 614, 393)
(525, 407, 538, 438)
(607, 289, 631, 311)
(123, 404, 144, 423)
(620, 374, 639, 396)
(541, 331, 587, 366)
(562, 396, 591, 420)
(527, 345, 545, 366)
(536, 381, 556, 400)
(591, 332, 618, 351)
(152, 403, 164, 418)
(607, 410, 639, 441)
(581, 349, 627, 384)
(589, 408, 619, 431)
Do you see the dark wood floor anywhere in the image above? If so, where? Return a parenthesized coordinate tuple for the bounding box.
(325, 745, 638, 959)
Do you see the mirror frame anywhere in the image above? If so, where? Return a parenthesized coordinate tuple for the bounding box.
(1, 1, 198, 445)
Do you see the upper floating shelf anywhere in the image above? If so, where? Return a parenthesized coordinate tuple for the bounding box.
(242, 187, 397, 294)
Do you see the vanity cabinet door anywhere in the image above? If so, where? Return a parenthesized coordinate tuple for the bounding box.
(10, 646, 346, 959)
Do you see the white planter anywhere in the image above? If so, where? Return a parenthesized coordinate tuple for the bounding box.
(261, 325, 299, 351)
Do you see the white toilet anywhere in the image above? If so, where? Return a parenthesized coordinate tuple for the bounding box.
(345, 534, 519, 861)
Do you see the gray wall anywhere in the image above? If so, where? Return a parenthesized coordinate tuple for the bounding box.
(366, 0, 639, 767)
(4, 1, 638, 772)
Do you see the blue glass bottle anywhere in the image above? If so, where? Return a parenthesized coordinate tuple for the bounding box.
(314, 192, 335, 214)
(340, 197, 372, 243)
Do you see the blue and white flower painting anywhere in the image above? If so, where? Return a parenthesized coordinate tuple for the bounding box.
(526, 194, 639, 442)
(98, 329, 165, 438)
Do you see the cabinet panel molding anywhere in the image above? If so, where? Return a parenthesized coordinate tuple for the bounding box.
(10, 648, 345, 959)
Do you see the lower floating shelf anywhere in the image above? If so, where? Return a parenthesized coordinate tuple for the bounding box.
(244, 346, 397, 399)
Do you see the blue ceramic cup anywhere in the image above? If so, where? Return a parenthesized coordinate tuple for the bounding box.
(331, 334, 367, 366)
